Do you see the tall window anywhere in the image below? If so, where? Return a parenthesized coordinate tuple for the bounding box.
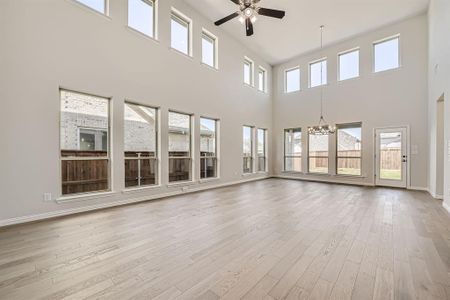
(244, 58, 253, 86)
(284, 128, 302, 172)
(200, 117, 218, 179)
(243, 126, 254, 173)
(258, 67, 267, 92)
(202, 30, 217, 68)
(60, 90, 109, 195)
(257, 129, 267, 172)
(76, 0, 107, 14)
(128, 0, 156, 38)
(308, 133, 329, 173)
(339, 49, 360, 81)
(337, 123, 362, 176)
(171, 9, 191, 56)
(374, 36, 400, 73)
(285, 67, 300, 93)
(168, 111, 192, 182)
(124, 103, 158, 188)
(310, 59, 327, 88)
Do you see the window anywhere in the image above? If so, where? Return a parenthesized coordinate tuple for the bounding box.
(168, 111, 192, 182)
(339, 49, 359, 81)
(76, 0, 107, 14)
(257, 129, 267, 172)
(128, 0, 156, 38)
(258, 67, 267, 92)
(284, 128, 302, 172)
(202, 30, 217, 68)
(244, 58, 253, 86)
(309, 59, 327, 88)
(337, 123, 362, 176)
(124, 103, 158, 188)
(60, 90, 110, 195)
(308, 132, 329, 173)
(200, 117, 218, 179)
(171, 9, 191, 56)
(285, 67, 300, 93)
(374, 36, 400, 72)
(243, 126, 254, 173)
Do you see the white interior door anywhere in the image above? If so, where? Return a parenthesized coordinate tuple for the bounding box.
(375, 127, 407, 188)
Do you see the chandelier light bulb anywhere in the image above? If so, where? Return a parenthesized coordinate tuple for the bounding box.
(244, 8, 253, 17)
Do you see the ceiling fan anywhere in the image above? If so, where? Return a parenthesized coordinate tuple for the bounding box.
(214, 0, 286, 36)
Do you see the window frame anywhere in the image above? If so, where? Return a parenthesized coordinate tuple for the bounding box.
(284, 66, 301, 93)
(335, 122, 362, 176)
(244, 57, 254, 86)
(127, 0, 157, 39)
(257, 128, 267, 172)
(284, 128, 302, 173)
(258, 66, 267, 93)
(200, 117, 219, 180)
(74, 0, 108, 15)
(124, 101, 160, 189)
(307, 131, 329, 174)
(309, 58, 328, 88)
(170, 8, 193, 57)
(242, 125, 254, 174)
(338, 47, 360, 82)
(59, 89, 111, 197)
(373, 34, 401, 73)
(201, 29, 218, 69)
(168, 110, 193, 184)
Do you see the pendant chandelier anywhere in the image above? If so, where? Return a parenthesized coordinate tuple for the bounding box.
(308, 25, 336, 135)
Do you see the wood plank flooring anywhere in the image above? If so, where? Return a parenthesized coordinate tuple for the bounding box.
(1, 178, 450, 300)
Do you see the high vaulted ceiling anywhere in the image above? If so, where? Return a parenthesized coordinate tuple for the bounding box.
(184, 0, 430, 65)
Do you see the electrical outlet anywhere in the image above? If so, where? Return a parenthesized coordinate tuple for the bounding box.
(43, 193, 52, 202)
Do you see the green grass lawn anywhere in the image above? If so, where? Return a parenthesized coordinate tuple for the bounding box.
(380, 169, 401, 180)
(337, 168, 361, 176)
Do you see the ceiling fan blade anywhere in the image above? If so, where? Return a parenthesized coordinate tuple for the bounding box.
(257, 7, 286, 19)
(229, 0, 240, 4)
(245, 18, 254, 36)
(214, 12, 240, 26)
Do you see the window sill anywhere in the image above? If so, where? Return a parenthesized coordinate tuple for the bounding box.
(282, 170, 304, 175)
(125, 26, 159, 44)
(200, 62, 218, 71)
(242, 173, 255, 177)
(169, 47, 193, 60)
(69, 0, 111, 20)
(284, 89, 301, 94)
(243, 83, 255, 89)
(372, 66, 402, 75)
(199, 177, 220, 183)
(337, 76, 360, 84)
(122, 185, 162, 194)
(56, 191, 116, 203)
(166, 180, 196, 188)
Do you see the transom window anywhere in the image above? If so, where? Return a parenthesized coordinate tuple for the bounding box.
(243, 126, 254, 173)
(374, 36, 400, 73)
(339, 49, 360, 81)
(171, 9, 191, 56)
(308, 132, 329, 174)
(76, 0, 107, 14)
(202, 30, 218, 68)
(128, 0, 156, 38)
(337, 123, 362, 176)
(60, 90, 110, 195)
(285, 67, 300, 93)
(244, 57, 254, 86)
(124, 103, 158, 188)
(309, 59, 327, 88)
(258, 67, 267, 92)
(257, 128, 267, 172)
(200, 117, 218, 179)
(168, 111, 192, 182)
(284, 128, 302, 172)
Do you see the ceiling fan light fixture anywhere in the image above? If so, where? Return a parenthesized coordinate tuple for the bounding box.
(250, 15, 257, 23)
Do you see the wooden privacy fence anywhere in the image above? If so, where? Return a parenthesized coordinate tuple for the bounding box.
(380, 148, 402, 170)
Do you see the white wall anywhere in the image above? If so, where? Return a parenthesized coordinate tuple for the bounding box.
(272, 15, 429, 188)
(0, 0, 273, 223)
(428, 0, 450, 209)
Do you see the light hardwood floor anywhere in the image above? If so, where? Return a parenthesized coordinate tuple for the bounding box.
(1, 179, 450, 300)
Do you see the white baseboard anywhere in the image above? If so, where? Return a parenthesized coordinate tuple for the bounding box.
(443, 202, 450, 214)
(0, 176, 268, 228)
(408, 186, 429, 192)
(274, 174, 375, 187)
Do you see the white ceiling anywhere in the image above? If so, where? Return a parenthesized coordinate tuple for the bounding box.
(184, 0, 429, 65)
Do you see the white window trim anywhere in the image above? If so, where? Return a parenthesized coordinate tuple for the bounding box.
(335, 122, 363, 177)
(308, 57, 328, 88)
(201, 28, 219, 69)
(170, 7, 193, 57)
(72, 0, 109, 16)
(337, 47, 360, 82)
(127, 0, 158, 40)
(242, 125, 255, 174)
(284, 66, 301, 93)
(244, 56, 254, 87)
(372, 34, 401, 74)
(257, 128, 268, 173)
(258, 66, 267, 93)
(283, 128, 302, 173)
(200, 117, 220, 180)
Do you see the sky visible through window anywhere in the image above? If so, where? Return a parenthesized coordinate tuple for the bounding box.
(285, 68, 300, 93)
(243, 126, 252, 155)
(77, 0, 105, 14)
(339, 50, 359, 81)
(244, 62, 251, 85)
(128, 0, 154, 37)
(202, 35, 215, 67)
(258, 70, 265, 91)
(310, 60, 327, 88)
(171, 15, 189, 55)
(374, 37, 399, 72)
